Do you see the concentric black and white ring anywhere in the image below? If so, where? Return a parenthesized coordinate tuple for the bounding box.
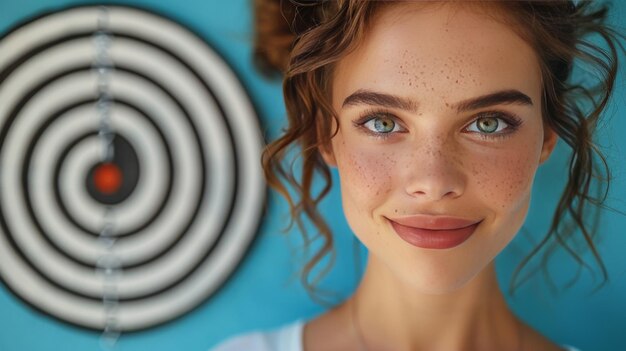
(0, 5, 265, 331)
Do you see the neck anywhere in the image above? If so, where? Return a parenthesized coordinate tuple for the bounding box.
(349, 256, 521, 351)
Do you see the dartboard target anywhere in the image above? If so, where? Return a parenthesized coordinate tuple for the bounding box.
(0, 5, 265, 331)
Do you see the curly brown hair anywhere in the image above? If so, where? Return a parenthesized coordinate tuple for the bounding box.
(254, 0, 626, 305)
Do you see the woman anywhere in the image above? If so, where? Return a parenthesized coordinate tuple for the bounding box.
(213, 1, 624, 350)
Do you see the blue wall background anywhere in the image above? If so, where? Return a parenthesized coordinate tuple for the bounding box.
(0, 1, 624, 350)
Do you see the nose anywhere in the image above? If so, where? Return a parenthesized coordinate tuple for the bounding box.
(404, 141, 466, 201)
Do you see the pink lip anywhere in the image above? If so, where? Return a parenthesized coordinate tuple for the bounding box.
(389, 214, 480, 230)
(387, 215, 481, 249)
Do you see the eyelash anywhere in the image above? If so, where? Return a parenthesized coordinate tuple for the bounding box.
(352, 108, 523, 141)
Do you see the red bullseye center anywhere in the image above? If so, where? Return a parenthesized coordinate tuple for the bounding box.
(94, 163, 123, 194)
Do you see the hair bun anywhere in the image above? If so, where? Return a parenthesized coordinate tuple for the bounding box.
(253, 0, 326, 77)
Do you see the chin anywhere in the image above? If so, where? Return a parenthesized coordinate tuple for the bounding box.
(393, 256, 490, 296)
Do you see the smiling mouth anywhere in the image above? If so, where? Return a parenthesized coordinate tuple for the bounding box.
(387, 218, 481, 250)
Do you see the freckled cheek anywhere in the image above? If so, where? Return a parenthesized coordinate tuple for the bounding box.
(471, 153, 538, 210)
(336, 149, 398, 208)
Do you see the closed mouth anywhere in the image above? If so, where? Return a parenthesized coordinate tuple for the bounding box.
(387, 217, 481, 250)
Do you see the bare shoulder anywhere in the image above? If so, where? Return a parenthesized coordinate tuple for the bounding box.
(302, 303, 353, 351)
(521, 324, 571, 351)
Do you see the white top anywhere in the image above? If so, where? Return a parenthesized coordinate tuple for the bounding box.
(210, 319, 305, 351)
(210, 319, 583, 351)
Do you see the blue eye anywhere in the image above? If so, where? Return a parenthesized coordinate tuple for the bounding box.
(466, 113, 522, 139)
(468, 116, 506, 133)
(359, 114, 404, 135)
(364, 116, 398, 133)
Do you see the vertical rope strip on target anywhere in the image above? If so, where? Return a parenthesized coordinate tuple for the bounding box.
(93, 7, 121, 349)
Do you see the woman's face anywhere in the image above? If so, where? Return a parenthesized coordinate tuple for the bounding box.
(324, 2, 557, 294)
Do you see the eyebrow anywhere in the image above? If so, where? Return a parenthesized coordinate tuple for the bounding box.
(341, 89, 533, 113)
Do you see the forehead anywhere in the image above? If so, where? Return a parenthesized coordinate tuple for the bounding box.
(332, 2, 542, 109)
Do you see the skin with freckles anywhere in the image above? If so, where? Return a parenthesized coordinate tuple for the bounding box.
(303, 2, 561, 351)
